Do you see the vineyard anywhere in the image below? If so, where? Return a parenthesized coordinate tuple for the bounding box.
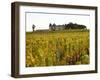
(26, 30, 90, 67)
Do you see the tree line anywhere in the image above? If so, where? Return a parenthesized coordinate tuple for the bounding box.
(49, 22, 87, 31)
(32, 22, 87, 31)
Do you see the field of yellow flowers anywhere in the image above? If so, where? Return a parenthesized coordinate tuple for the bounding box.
(26, 30, 89, 67)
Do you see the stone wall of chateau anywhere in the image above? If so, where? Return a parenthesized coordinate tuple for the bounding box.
(49, 25, 65, 31)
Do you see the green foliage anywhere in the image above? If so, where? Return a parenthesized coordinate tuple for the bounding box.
(26, 30, 89, 67)
(81, 55, 89, 64)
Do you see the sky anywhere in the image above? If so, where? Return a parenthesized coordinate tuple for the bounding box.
(25, 8, 91, 32)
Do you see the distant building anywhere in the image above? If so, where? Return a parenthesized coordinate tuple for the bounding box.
(49, 23, 66, 31)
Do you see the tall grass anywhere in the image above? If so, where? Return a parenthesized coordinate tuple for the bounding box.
(26, 30, 89, 67)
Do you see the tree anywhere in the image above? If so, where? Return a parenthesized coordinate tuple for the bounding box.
(32, 24, 36, 31)
(65, 22, 87, 30)
(65, 22, 73, 29)
(79, 25, 86, 29)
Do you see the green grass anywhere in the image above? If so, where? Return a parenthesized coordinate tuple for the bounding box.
(26, 30, 90, 67)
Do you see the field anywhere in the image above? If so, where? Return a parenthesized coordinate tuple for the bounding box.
(26, 30, 90, 67)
